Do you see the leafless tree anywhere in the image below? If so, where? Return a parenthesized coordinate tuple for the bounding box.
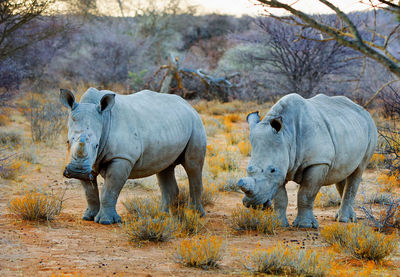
(255, 0, 400, 93)
(239, 18, 353, 97)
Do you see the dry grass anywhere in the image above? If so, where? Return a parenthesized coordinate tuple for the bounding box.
(206, 145, 239, 178)
(174, 208, 205, 235)
(378, 173, 400, 192)
(8, 191, 64, 221)
(173, 235, 224, 269)
(237, 141, 251, 156)
(122, 214, 177, 242)
(315, 186, 341, 208)
(231, 205, 280, 235)
(0, 129, 23, 146)
(173, 182, 218, 208)
(122, 195, 160, 218)
(245, 243, 334, 276)
(321, 223, 398, 262)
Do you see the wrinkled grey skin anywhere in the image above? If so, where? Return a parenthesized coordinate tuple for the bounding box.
(238, 93, 377, 228)
(60, 87, 206, 224)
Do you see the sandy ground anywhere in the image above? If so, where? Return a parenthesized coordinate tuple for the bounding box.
(0, 113, 399, 276)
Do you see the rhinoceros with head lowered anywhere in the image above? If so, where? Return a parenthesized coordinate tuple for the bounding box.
(238, 93, 377, 228)
(60, 87, 206, 224)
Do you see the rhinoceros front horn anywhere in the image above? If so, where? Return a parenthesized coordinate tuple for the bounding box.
(237, 177, 255, 196)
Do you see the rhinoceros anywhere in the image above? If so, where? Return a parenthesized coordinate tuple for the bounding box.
(238, 93, 377, 228)
(60, 87, 206, 224)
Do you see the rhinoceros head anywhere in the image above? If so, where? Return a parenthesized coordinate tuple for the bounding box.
(60, 89, 115, 181)
(238, 111, 289, 209)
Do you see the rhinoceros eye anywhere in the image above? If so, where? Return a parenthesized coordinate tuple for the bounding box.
(95, 144, 99, 148)
(270, 168, 276, 173)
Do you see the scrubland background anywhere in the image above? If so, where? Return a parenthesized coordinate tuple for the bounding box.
(0, 0, 400, 276)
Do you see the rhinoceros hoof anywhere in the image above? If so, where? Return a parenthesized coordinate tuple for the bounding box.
(293, 216, 319, 229)
(82, 208, 99, 221)
(94, 209, 122, 225)
(335, 208, 356, 223)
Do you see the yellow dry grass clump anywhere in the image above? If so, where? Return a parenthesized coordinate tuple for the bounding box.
(8, 191, 64, 221)
(231, 205, 280, 235)
(122, 196, 177, 242)
(369, 153, 385, 168)
(378, 173, 400, 192)
(321, 223, 397, 262)
(174, 235, 224, 269)
(237, 141, 251, 156)
(173, 182, 218, 208)
(246, 243, 334, 276)
(122, 214, 177, 242)
(174, 208, 205, 235)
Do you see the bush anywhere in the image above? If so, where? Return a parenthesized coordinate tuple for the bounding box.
(231, 205, 280, 235)
(174, 208, 205, 235)
(246, 244, 334, 276)
(321, 223, 397, 262)
(0, 130, 22, 146)
(359, 193, 400, 230)
(8, 191, 64, 221)
(314, 186, 341, 208)
(122, 196, 160, 218)
(29, 95, 66, 142)
(173, 182, 218, 208)
(173, 235, 223, 269)
(122, 214, 177, 242)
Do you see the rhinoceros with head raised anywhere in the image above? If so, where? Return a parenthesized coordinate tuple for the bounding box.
(60, 87, 206, 224)
(238, 93, 377, 228)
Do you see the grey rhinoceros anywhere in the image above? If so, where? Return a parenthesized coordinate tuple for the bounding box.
(60, 87, 206, 224)
(238, 93, 377, 228)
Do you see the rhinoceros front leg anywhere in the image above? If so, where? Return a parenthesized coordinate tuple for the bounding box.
(80, 179, 100, 221)
(293, 164, 329, 229)
(273, 184, 289, 227)
(95, 159, 132, 225)
(156, 165, 179, 213)
(335, 168, 362, 223)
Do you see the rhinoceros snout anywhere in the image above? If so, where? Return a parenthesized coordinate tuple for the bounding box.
(238, 178, 255, 196)
(63, 163, 95, 181)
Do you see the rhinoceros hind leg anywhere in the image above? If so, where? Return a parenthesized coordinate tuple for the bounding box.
(273, 185, 289, 227)
(335, 168, 362, 223)
(95, 159, 131, 224)
(335, 179, 346, 198)
(80, 179, 100, 221)
(156, 165, 179, 213)
(293, 164, 329, 229)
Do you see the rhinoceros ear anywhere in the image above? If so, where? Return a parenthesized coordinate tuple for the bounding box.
(270, 116, 282, 133)
(98, 94, 115, 112)
(247, 111, 260, 130)
(60, 89, 77, 110)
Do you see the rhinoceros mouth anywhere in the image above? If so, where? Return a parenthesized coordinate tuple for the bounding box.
(63, 164, 96, 181)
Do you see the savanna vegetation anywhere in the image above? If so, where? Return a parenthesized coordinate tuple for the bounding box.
(1, 0, 399, 276)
